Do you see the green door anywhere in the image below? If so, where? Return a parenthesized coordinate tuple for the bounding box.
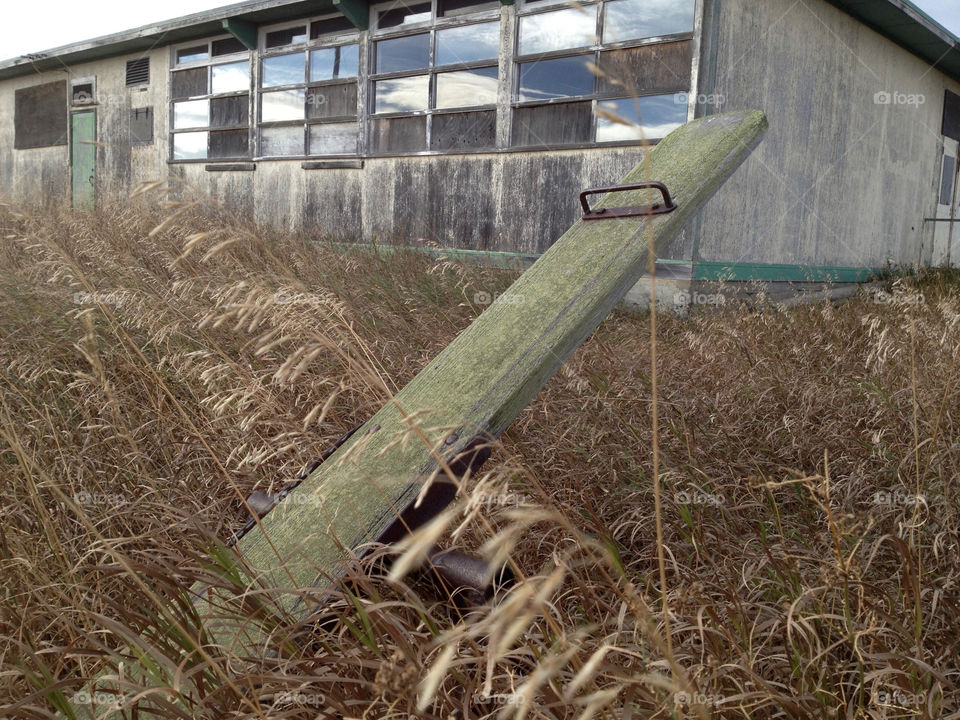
(70, 110, 96, 211)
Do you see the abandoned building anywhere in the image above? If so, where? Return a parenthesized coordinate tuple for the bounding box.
(0, 0, 959, 290)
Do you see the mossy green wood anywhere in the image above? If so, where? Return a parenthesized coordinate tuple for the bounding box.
(62, 110, 767, 718)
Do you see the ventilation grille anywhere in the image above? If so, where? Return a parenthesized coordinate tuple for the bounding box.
(125, 58, 150, 87)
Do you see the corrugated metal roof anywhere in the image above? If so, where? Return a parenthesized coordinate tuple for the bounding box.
(0, 0, 957, 83)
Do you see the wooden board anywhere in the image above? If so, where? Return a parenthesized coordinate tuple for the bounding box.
(62, 109, 767, 718)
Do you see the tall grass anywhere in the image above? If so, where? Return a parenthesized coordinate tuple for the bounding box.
(0, 192, 958, 718)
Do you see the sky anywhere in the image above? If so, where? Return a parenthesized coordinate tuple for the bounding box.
(0, 0, 958, 61)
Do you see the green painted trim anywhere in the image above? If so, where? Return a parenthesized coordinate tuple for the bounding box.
(500, 0, 516, 5)
(693, 261, 885, 283)
(333, 0, 370, 30)
(221, 18, 258, 50)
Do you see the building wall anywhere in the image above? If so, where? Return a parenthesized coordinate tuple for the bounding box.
(694, 0, 960, 270)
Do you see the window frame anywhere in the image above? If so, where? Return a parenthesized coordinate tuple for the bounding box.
(256, 15, 362, 159)
(168, 36, 253, 163)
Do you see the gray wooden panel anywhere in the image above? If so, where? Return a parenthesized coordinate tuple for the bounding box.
(14, 81, 67, 149)
(171, 68, 207, 100)
(597, 40, 693, 97)
(512, 101, 592, 147)
(431, 110, 496, 151)
(209, 129, 249, 158)
(370, 115, 426, 154)
(307, 82, 358, 120)
(130, 107, 153, 145)
(211, 95, 249, 128)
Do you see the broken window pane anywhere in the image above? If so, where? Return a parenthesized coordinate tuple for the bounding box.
(173, 99, 210, 129)
(261, 88, 305, 121)
(266, 26, 307, 48)
(436, 67, 498, 108)
(309, 122, 359, 155)
(595, 95, 687, 142)
(376, 34, 430, 73)
(518, 55, 593, 101)
(177, 45, 208, 64)
(378, 3, 431, 29)
(310, 44, 360, 82)
(211, 61, 249, 94)
(374, 75, 430, 112)
(173, 131, 208, 159)
(602, 0, 695, 44)
(435, 22, 500, 66)
(260, 125, 304, 155)
(262, 53, 305, 87)
(518, 6, 597, 55)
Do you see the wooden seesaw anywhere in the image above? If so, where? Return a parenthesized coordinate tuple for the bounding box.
(57, 109, 767, 719)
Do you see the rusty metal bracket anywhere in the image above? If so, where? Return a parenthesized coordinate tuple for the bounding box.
(580, 181, 678, 221)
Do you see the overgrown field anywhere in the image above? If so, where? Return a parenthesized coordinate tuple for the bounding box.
(1, 195, 958, 719)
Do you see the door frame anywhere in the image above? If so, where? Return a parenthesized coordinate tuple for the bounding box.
(70, 109, 97, 211)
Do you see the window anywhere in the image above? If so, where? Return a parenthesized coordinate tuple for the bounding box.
(14, 81, 68, 149)
(170, 38, 251, 161)
(257, 16, 360, 157)
(944, 90, 960, 143)
(511, 0, 694, 147)
(126, 58, 150, 87)
(71, 78, 96, 106)
(370, 0, 500, 154)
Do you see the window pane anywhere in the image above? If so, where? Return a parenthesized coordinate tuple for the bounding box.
(436, 22, 499, 66)
(374, 76, 430, 112)
(209, 129, 249, 157)
(596, 95, 687, 142)
(262, 53, 305, 87)
(310, 44, 359, 82)
(309, 122, 359, 155)
(518, 55, 593, 101)
(171, 67, 207, 99)
(513, 101, 591, 145)
(431, 110, 496, 150)
(311, 16, 356, 39)
(266, 26, 307, 48)
(307, 83, 358, 119)
(260, 125, 304, 155)
(177, 45, 208, 64)
(212, 37, 247, 56)
(376, 34, 430, 73)
(211, 95, 249, 127)
(173, 99, 209, 129)
(378, 3, 431, 29)
(211, 61, 249, 93)
(518, 6, 597, 55)
(438, 0, 499, 17)
(436, 67, 498, 108)
(603, 0, 695, 43)
(261, 89, 305, 121)
(173, 131, 208, 159)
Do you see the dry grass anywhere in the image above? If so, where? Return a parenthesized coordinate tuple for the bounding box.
(0, 192, 958, 719)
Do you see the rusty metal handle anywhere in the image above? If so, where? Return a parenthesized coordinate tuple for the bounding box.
(580, 181, 677, 220)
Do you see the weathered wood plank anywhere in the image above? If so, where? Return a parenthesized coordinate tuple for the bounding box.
(63, 109, 767, 718)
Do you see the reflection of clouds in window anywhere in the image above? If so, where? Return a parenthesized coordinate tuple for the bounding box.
(177, 46, 208, 64)
(436, 22, 500, 65)
(173, 131, 207, 159)
(310, 45, 359, 82)
(518, 56, 593, 101)
(262, 89, 306, 121)
(436, 68, 498, 108)
(262, 53, 305, 87)
(376, 34, 430, 73)
(519, 6, 597, 55)
(174, 100, 209, 129)
(602, 0, 695, 43)
(309, 122, 359, 154)
(261, 125, 303, 155)
(211, 62, 249, 94)
(375, 76, 430, 112)
(596, 95, 687, 141)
